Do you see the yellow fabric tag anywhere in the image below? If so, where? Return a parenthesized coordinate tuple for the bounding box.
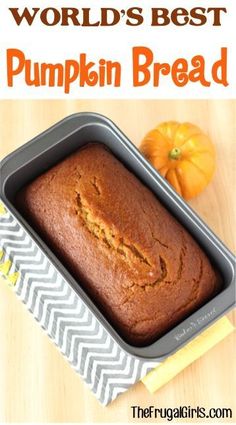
(0, 202, 7, 215)
(0, 259, 12, 275)
(7, 272, 20, 286)
(0, 251, 20, 287)
(142, 316, 234, 393)
(0, 206, 20, 286)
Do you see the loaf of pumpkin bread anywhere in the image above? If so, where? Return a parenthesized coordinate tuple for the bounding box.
(17, 144, 221, 346)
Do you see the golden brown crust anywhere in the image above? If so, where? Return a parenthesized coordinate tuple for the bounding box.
(16, 144, 221, 346)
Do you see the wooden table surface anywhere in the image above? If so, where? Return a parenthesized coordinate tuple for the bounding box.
(0, 100, 235, 422)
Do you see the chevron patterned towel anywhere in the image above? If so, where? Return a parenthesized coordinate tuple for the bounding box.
(0, 201, 157, 405)
(1, 201, 233, 405)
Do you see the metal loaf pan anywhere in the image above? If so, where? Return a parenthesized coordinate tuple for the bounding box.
(0, 113, 235, 360)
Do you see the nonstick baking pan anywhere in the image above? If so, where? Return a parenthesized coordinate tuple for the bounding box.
(0, 113, 235, 360)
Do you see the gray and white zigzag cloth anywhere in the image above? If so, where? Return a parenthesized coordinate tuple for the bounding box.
(0, 202, 158, 405)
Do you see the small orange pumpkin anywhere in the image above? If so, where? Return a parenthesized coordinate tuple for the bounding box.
(140, 121, 216, 200)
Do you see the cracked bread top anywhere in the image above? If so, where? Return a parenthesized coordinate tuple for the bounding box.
(17, 143, 221, 346)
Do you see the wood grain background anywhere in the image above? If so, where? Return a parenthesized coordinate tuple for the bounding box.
(0, 100, 235, 422)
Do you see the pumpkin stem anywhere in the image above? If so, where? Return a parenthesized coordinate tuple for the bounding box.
(169, 147, 181, 160)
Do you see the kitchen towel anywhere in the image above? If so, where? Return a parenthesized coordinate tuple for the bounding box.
(0, 200, 234, 405)
(0, 200, 157, 406)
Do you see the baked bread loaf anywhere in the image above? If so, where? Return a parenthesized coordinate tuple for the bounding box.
(16, 144, 221, 346)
